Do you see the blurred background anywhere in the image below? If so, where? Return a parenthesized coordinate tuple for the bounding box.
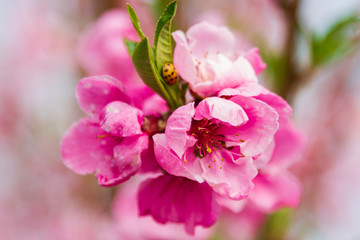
(0, 0, 360, 239)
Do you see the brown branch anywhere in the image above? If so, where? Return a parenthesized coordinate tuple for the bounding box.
(276, 0, 300, 99)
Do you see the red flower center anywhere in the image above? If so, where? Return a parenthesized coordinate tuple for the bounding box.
(188, 118, 225, 158)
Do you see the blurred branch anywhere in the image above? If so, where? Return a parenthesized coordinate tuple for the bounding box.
(275, 0, 299, 99)
(92, 0, 119, 16)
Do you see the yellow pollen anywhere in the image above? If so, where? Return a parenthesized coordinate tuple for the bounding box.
(208, 164, 211, 168)
(184, 159, 188, 163)
(221, 158, 224, 162)
(235, 126, 238, 129)
(239, 139, 245, 142)
(235, 133, 239, 136)
(213, 159, 216, 162)
(206, 147, 212, 154)
(220, 167, 223, 170)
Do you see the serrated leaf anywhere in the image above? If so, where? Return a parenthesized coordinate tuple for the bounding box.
(154, 1, 177, 69)
(132, 37, 178, 109)
(126, 3, 145, 39)
(124, 38, 138, 56)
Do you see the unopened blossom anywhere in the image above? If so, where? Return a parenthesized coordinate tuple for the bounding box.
(61, 75, 150, 186)
(153, 96, 279, 200)
(172, 21, 266, 97)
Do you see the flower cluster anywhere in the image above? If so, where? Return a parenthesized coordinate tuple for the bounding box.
(61, 6, 303, 236)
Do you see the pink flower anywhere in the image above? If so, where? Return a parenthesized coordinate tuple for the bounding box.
(218, 83, 304, 213)
(138, 173, 221, 235)
(113, 175, 215, 239)
(61, 75, 149, 186)
(172, 21, 266, 97)
(153, 96, 279, 200)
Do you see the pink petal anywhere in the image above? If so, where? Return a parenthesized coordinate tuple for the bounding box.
(127, 85, 156, 111)
(60, 118, 117, 175)
(200, 150, 257, 200)
(194, 97, 248, 126)
(141, 93, 169, 117)
(153, 134, 203, 182)
(165, 103, 197, 158)
(186, 21, 235, 60)
(230, 95, 279, 157)
(243, 48, 267, 75)
(96, 134, 148, 187)
(113, 175, 214, 240)
(253, 140, 275, 169)
(208, 55, 257, 87)
(138, 174, 221, 235)
(76, 75, 130, 120)
(218, 81, 266, 97)
(140, 138, 163, 173)
(249, 172, 301, 213)
(255, 91, 292, 126)
(185, 54, 257, 98)
(266, 122, 305, 174)
(216, 195, 247, 213)
(172, 31, 197, 85)
(100, 101, 143, 137)
(220, 205, 266, 240)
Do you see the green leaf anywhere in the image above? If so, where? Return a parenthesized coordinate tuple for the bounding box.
(154, 1, 177, 69)
(311, 16, 360, 66)
(126, 3, 145, 39)
(256, 208, 293, 240)
(132, 37, 179, 109)
(123, 38, 138, 56)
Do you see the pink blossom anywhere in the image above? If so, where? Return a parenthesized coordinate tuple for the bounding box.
(153, 96, 279, 200)
(113, 175, 215, 239)
(172, 21, 266, 97)
(137, 174, 221, 235)
(61, 75, 149, 186)
(218, 83, 304, 212)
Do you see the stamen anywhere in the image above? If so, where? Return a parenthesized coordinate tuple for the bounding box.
(232, 152, 246, 158)
(97, 134, 110, 139)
